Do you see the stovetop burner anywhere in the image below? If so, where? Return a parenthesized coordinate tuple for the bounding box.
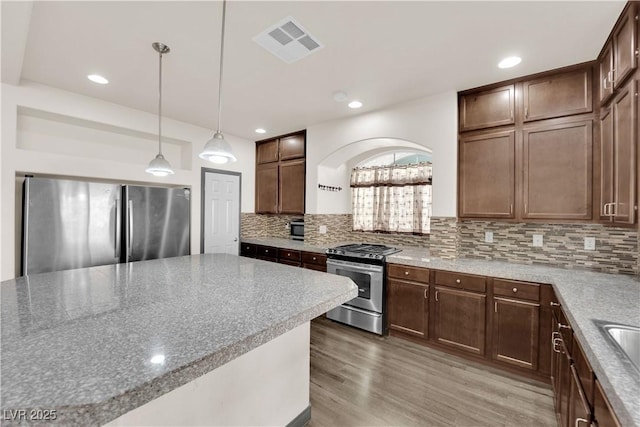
(326, 243, 401, 261)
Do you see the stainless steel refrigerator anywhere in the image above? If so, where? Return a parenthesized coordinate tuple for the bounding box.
(22, 177, 190, 275)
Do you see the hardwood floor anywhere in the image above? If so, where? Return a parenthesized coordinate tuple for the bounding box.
(308, 317, 556, 427)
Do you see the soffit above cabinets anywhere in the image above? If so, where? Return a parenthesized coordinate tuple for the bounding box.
(2, 1, 626, 140)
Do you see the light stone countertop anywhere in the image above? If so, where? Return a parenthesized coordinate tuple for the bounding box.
(391, 248, 640, 427)
(0, 254, 358, 426)
(243, 237, 640, 426)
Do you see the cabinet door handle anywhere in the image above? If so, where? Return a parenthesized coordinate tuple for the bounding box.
(524, 107, 528, 118)
(510, 203, 513, 215)
(558, 323, 571, 330)
(612, 202, 618, 217)
(553, 337, 562, 353)
(603, 77, 609, 90)
(550, 302, 560, 307)
(609, 69, 615, 84)
(435, 290, 439, 302)
(424, 288, 428, 299)
(510, 110, 514, 121)
(575, 418, 589, 427)
(494, 301, 498, 313)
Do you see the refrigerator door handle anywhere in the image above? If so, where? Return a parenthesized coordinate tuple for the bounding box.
(114, 199, 121, 259)
(128, 199, 133, 261)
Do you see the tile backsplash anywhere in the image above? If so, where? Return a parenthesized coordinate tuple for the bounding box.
(242, 214, 639, 275)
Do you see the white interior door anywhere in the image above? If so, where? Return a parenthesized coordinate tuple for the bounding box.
(203, 171, 240, 254)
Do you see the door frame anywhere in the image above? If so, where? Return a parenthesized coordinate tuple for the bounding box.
(200, 167, 242, 254)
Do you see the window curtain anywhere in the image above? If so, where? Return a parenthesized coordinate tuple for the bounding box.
(351, 163, 432, 234)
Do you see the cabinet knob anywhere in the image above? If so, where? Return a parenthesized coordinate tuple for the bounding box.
(265, 250, 269, 253)
(550, 302, 560, 307)
(287, 253, 290, 256)
(312, 257, 316, 261)
(405, 271, 409, 275)
(455, 279, 461, 284)
(512, 287, 518, 293)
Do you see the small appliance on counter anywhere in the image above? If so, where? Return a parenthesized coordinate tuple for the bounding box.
(325, 243, 401, 335)
(290, 218, 304, 241)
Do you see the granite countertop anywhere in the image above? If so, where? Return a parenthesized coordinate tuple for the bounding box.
(389, 248, 640, 427)
(242, 237, 640, 426)
(0, 254, 358, 426)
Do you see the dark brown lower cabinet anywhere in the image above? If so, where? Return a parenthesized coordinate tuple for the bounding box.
(569, 365, 593, 427)
(387, 279, 428, 338)
(433, 286, 486, 356)
(301, 252, 327, 272)
(492, 297, 540, 370)
(594, 379, 622, 427)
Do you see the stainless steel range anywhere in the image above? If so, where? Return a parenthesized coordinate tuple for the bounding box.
(325, 243, 401, 335)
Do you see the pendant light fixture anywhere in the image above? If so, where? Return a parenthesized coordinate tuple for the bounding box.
(199, 0, 237, 164)
(146, 42, 175, 177)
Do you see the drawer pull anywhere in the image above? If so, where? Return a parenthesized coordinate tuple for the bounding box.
(558, 323, 571, 330)
(550, 302, 560, 307)
(405, 271, 410, 275)
(312, 257, 316, 261)
(287, 252, 291, 256)
(424, 288, 428, 299)
(455, 279, 461, 284)
(553, 336, 562, 353)
(512, 287, 518, 293)
(265, 249, 269, 253)
(575, 418, 589, 427)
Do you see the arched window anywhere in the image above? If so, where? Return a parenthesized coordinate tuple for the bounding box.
(351, 151, 432, 234)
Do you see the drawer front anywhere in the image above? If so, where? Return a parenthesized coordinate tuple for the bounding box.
(301, 252, 327, 266)
(387, 264, 429, 283)
(278, 259, 301, 267)
(435, 271, 486, 293)
(493, 279, 540, 302)
(257, 245, 277, 259)
(278, 248, 301, 262)
(240, 243, 256, 258)
(303, 263, 326, 272)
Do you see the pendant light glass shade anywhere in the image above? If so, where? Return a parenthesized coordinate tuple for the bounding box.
(147, 42, 174, 176)
(200, 0, 236, 164)
(146, 153, 175, 176)
(199, 131, 237, 164)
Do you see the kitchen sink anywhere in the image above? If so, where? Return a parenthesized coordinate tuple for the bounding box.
(597, 322, 640, 373)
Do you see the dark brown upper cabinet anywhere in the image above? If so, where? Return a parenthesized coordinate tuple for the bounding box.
(522, 119, 593, 220)
(458, 129, 515, 218)
(522, 68, 592, 122)
(459, 85, 514, 132)
(612, 3, 638, 90)
(278, 159, 305, 214)
(599, 44, 615, 105)
(256, 139, 279, 164)
(279, 134, 305, 161)
(600, 3, 638, 105)
(600, 79, 637, 224)
(255, 130, 306, 215)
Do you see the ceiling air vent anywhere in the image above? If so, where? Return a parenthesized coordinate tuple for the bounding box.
(253, 16, 324, 64)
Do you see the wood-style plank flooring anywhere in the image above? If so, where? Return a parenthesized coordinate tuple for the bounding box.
(308, 317, 556, 427)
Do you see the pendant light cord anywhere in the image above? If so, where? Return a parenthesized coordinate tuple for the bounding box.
(158, 49, 164, 156)
(217, 0, 227, 133)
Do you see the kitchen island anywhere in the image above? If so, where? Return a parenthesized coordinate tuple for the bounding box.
(0, 254, 357, 426)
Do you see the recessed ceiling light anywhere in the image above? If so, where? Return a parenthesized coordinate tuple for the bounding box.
(87, 74, 109, 84)
(498, 56, 522, 69)
(255, 128, 266, 134)
(348, 100, 363, 109)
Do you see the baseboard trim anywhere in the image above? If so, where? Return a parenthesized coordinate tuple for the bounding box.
(286, 404, 311, 427)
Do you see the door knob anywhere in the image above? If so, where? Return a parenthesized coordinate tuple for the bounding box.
(234, 238, 238, 242)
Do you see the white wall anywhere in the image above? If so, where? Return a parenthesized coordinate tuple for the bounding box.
(306, 90, 458, 217)
(1, 81, 255, 280)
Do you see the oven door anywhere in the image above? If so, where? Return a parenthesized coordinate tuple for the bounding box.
(327, 259, 384, 313)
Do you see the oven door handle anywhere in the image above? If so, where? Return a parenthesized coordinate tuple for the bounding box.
(327, 259, 383, 273)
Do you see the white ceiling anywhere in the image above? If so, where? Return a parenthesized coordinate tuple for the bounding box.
(2, 1, 626, 141)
